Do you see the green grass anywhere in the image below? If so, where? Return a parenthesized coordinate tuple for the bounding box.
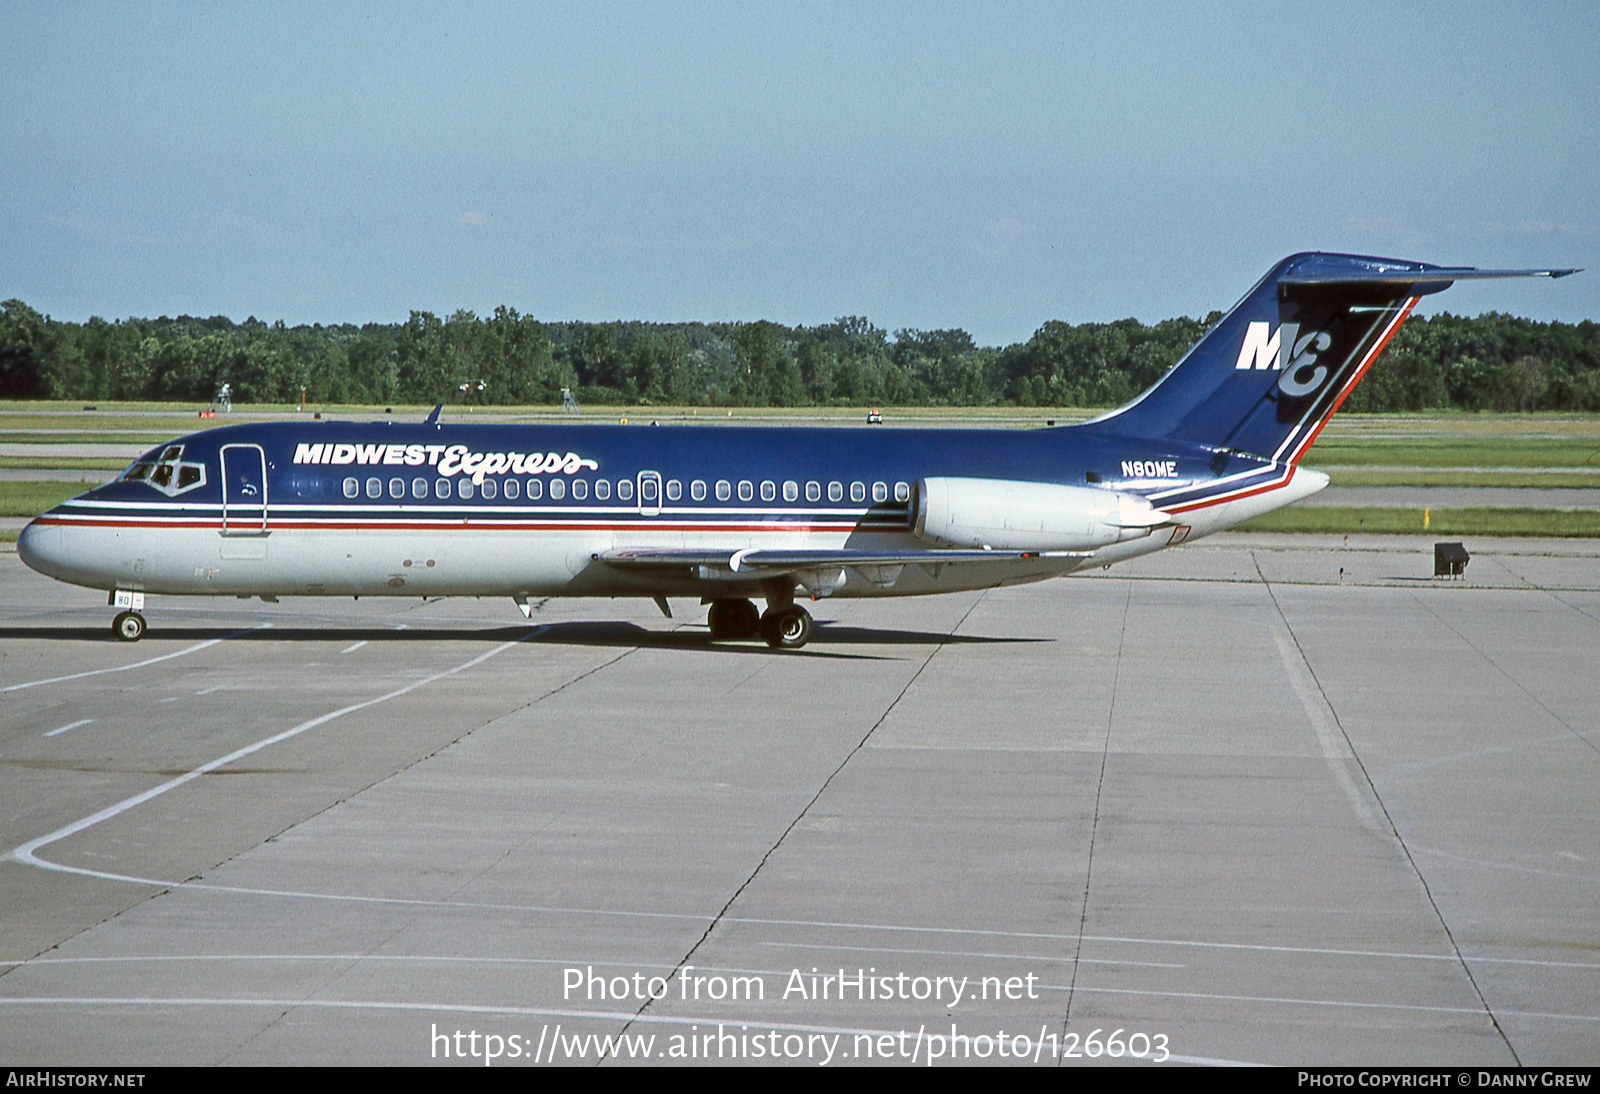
(0, 457, 130, 470)
(1324, 469, 1600, 487)
(0, 433, 172, 446)
(1302, 439, 1600, 469)
(0, 481, 96, 517)
(1237, 506, 1600, 538)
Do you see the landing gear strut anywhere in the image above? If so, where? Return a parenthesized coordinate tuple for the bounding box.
(112, 610, 146, 642)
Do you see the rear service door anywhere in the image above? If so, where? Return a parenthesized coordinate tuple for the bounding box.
(221, 443, 268, 535)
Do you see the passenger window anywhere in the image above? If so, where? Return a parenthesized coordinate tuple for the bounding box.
(548, 479, 565, 500)
(344, 478, 359, 498)
(738, 481, 753, 501)
(435, 479, 450, 499)
(594, 479, 609, 500)
(389, 477, 405, 499)
(691, 480, 706, 501)
(366, 477, 382, 499)
(641, 478, 659, 502)
(828, 481, 843, 502)
(504, 479, 520, 500)
(481, 478, 498, 499)
(666, 480, 681, 501)
(895, 481, 910, 502)
(526, 479, 542, 500)
(151, 465, 173, 487)
(412, 478, 428, 499)
(177, 465, 202, 489)
(758, 481, 774, 501)
(806, 481, 820, 502)
(783, 481, 798, 502)
(618, 479, 634, 501)
(851, 482, 866, 502)
(872, 482, 887, 502)
(572, 479, 587, 500)
(457, 479, 474, 499)
(715, 480, 731, 501)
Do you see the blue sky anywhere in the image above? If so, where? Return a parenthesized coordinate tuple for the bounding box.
(3, 2, 1595, 345)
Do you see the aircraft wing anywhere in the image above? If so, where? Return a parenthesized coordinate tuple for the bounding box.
(594, 546, 1096, 596)
(596, 547, 1094, 571)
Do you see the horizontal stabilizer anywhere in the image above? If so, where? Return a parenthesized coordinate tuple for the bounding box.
(1280, 266, 1581, 285)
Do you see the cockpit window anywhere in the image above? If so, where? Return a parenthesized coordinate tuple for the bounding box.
(123, 446, 206, 496)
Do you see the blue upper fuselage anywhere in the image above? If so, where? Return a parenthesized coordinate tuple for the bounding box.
(71, 417, 1276, 521)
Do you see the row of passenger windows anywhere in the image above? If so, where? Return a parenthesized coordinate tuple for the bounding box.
(340, 477, 913, 504)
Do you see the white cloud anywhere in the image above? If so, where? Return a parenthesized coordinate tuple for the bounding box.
(456, 210, 488, 226)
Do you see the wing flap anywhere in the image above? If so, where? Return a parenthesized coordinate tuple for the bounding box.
(595, 547, 1095, 572)
(594, 546, 1096, 598)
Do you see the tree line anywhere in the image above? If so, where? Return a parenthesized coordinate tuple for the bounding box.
(2, 299, 1597, 412)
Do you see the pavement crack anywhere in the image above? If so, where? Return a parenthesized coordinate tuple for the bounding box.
(1059, 579, 1132, 1042)
(1409, 593, 1600, 761)
(1256, 562, 1523, 1065)
(612, 592, 990, 1062)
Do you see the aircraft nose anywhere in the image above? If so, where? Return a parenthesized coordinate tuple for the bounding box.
(17, 520, 65, 579)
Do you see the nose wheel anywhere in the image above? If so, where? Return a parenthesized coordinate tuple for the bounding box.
(112, 610, 147, 642)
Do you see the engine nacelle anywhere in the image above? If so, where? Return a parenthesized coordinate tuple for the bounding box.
(912, 477, 1171, 551)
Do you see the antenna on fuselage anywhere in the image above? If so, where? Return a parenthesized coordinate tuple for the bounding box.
(424, 404, 443, 426)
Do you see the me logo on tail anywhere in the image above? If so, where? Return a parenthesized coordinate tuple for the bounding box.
(1233, 321, 1334, 396)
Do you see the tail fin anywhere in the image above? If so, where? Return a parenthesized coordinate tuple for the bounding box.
(1089, 252, 1579, 463)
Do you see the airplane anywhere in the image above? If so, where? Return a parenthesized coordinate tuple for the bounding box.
(17, 253, 1579, 649)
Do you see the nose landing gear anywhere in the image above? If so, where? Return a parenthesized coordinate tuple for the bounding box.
(110, 589, 147, 641)
(112, 610, 146, 642)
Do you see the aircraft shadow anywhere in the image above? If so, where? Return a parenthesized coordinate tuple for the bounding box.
(0, 620, 1045, 657)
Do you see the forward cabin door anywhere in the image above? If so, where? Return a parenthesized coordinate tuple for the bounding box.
(220, 443, 269, 535)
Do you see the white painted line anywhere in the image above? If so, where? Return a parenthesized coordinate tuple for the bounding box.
(194, 686, 223, 695)
(1, 625, 269, 694)
(0, 996, 927, 1041)
(339, 641, 367, 654)
(1272, 625, 1383, 835)
(762, 939, 1185, 969)
(9, 628, 543, 874)
(42, 719, 95, 738)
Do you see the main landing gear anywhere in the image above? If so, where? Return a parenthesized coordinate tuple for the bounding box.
(706, 596, 814, 650)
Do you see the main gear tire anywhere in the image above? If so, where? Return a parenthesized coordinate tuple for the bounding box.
(707, 598, 760, 641)
(759, 605, 813, 650)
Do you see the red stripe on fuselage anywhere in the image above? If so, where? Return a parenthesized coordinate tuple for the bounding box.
(31, 516, 867, 534)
